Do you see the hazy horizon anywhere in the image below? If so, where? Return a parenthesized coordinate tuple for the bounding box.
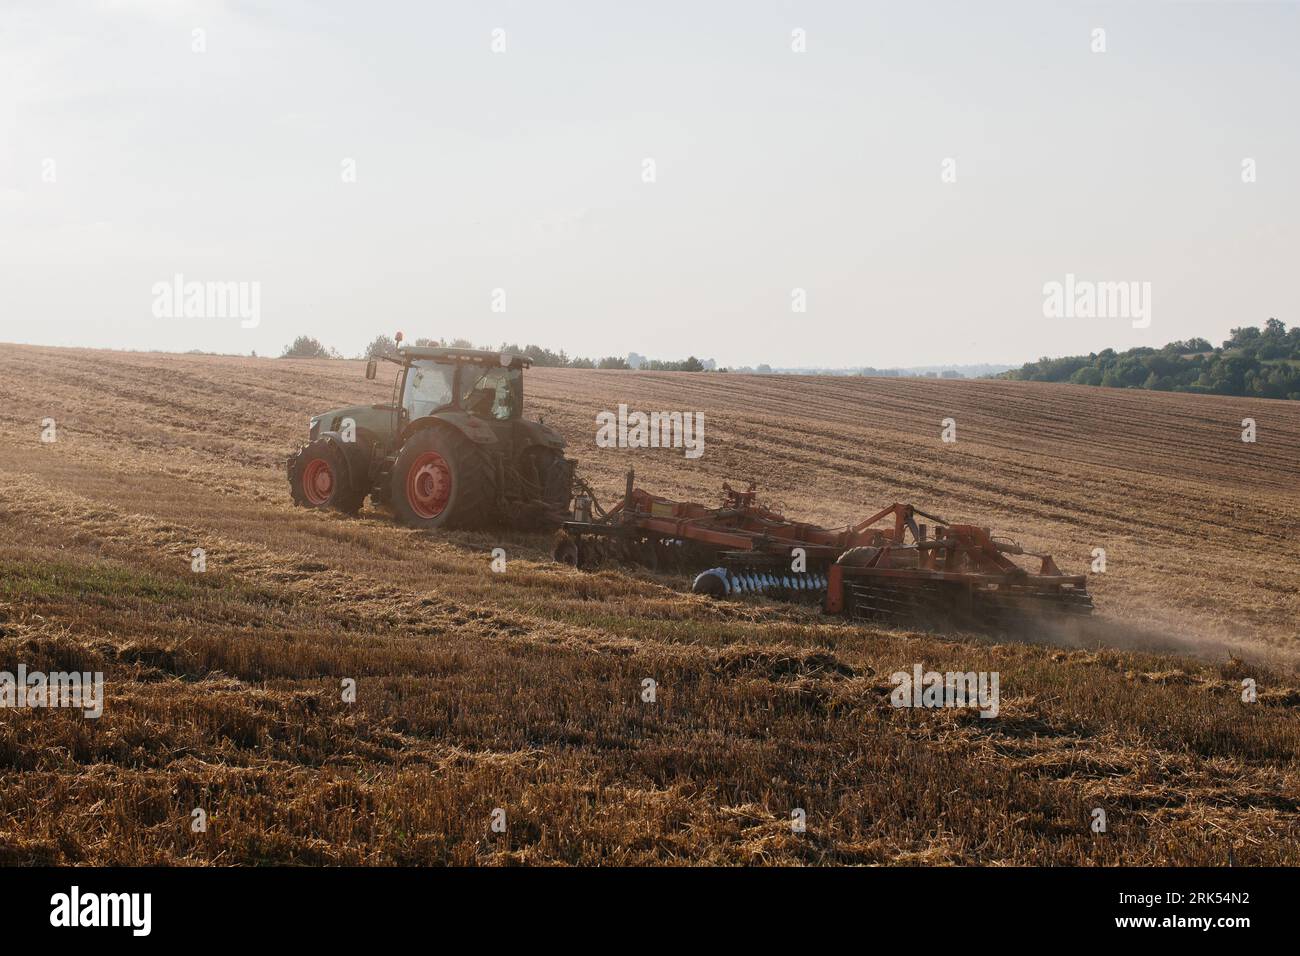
(0, 321, 1269, 371)
(2, 1, 1296, 367)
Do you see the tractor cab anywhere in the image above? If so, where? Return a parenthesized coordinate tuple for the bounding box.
(392, 347, 529, 434)
(454, 357, 522, 422)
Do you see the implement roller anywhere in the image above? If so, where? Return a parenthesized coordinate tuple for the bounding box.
(554, 470, 1092, 627)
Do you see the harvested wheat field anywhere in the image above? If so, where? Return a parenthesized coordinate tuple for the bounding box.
(1, 342, 1298, 865)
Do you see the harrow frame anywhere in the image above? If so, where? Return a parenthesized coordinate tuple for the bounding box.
(554, 470, 1092, 625)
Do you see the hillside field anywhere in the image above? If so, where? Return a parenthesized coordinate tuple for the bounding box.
(1, 343, 1298, 865)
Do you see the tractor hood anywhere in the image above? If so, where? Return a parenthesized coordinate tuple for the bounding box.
(310, 403, 398, 442)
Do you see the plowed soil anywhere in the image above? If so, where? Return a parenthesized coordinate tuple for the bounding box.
(1, 343, 1297, 865)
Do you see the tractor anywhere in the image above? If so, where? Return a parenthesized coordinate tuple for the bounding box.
(288, 337, 574, 529)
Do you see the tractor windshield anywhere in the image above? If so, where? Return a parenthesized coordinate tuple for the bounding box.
(402, 361, 457, 419)
(460, 365, 521, 420)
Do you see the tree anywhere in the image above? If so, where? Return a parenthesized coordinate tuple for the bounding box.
(1257, 318, 1289, 359)
(638, 355, 708, 371)
(520, 344, 570, 367)
(999, 323, 1300, 400)
(281, 336, 331, 359)
(597, 356, 629, 369)
(364, 334, 397, 359)
(1224, 326, 1261, 350)
(1167, 337, 1211, 354)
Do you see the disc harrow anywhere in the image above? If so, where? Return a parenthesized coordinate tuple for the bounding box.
(554, 470, 1092, 629)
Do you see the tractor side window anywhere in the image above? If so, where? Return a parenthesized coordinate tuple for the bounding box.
(461, 367, 520, 420)
(404, 362, 455, 420)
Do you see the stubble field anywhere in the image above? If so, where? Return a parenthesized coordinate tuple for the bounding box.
(0, 343, 1298, 865)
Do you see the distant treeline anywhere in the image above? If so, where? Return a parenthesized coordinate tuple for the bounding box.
(280, 334, 714, 372)
(861, 367, 965, 379)
(1000, 320, 1300, 400)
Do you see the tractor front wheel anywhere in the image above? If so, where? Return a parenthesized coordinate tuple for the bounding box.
(289, 440, 366, 514)
(390, 428, 493, 529)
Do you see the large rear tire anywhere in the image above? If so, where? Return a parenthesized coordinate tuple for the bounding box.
(390, 428, 494, 529)
(517, 446, 572, 529)
(289, 439, 367, 514)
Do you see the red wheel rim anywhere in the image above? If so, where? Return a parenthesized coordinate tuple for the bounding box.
(302, 458, 334, 505)
(407, 451, 452, 519)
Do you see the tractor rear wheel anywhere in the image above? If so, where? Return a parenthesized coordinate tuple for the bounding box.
(520, 447, 571, 506)
(390, 428, 493, 529)
(290, 439, 367, 514)
(515, 445, 572, 529)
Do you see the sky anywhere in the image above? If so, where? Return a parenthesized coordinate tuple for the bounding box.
(1, 0, 1296, 368)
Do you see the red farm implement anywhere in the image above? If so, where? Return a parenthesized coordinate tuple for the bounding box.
(554, 471, 1092, 626)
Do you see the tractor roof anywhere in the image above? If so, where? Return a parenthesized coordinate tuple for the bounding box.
(396, 346, 532, 368)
